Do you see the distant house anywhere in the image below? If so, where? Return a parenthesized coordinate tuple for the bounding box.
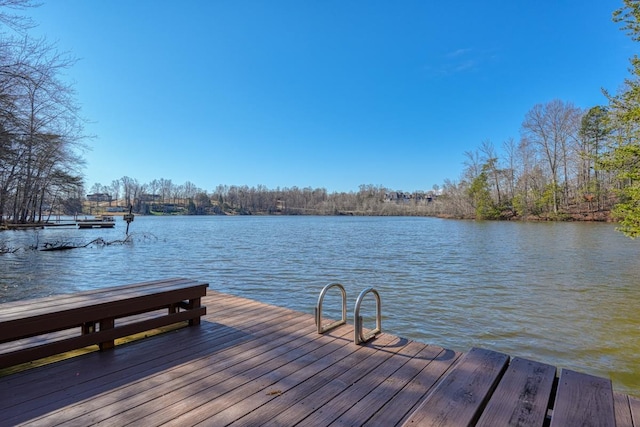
(384, 191, 412, 204)
(383, 191, 437, 205)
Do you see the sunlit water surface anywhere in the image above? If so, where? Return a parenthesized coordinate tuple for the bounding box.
(2, 216, 639, 395)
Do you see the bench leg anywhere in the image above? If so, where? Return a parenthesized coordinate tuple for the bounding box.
(99, 318, 115, 350)
(82, 322, 96, 334)
(188, 297, 202, 326)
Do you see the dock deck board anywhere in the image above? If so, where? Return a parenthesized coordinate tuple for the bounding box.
(0, 290, 636, 426)
(550, 369, 616, 427)
(476, 357, 556, 427)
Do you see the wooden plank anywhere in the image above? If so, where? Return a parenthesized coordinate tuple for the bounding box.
(3, 313, 310, 424)
(476, 357, 556, 427)
(163, 326, 357, 426)
(0, 292, 261, 382)
(614, 392, 634, 427)
(260, 334, 415, 427)
(629, 395, 640, 426)
(295, 339, 427, 426)
(0, 280, 206, 326)
(364, 347, 462, 427)
(1, 290, 636, 427)
(1, 304, 303, 424)
(226, 332, 402, 427)
(58, 316, 325, 426)
(401, 347, 510, 427)
(0, 278, 197, 316)
(550, 369, 615, 427)
(22, 304, 316, 425)
(0, 293, 282, 392)
(327, 341, 434, 427)
(0, 277, 185, 310)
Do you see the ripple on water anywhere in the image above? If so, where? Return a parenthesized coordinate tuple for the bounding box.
(2, 216, 640, 395)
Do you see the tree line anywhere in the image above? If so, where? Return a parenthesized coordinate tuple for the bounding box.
(434, 1, 640, 238)
(436, 101, 614, 222)
(88, 179, 440, 217)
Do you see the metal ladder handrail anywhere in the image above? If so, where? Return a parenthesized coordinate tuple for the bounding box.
(315, 283, 347, 334)
(354, 287, 382, 345)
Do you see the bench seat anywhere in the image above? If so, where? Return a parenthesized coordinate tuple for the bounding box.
(0, 278, 208, 369)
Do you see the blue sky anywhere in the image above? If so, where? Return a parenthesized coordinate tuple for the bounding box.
(27, 1, 635, 193)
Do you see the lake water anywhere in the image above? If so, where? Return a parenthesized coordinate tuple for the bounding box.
(2, 215, 640, 396)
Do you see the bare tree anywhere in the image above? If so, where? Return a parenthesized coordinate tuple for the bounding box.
(0, 33, 85, 223)
(159, 178, 172, 203)
(110, 179, 121, 205)
(119, 176, 137, 208)
(148, 179, 159, 199)
(463, 149, 482, 182)
(183, 180, 198, 200)
(0, 0, 37, 34)
(502, 137, 518, 203)
(521, 100, 581, 213)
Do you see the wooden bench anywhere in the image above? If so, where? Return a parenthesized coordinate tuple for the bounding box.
(0, 278, 208, 369)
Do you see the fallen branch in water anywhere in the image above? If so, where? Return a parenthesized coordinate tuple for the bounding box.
(39, 234, 136, 251)
(40, 243, 77, 251)
(1, 233, 153, 254)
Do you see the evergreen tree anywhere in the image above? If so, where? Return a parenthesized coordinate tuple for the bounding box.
(468, 164, 499, 220)
(603, 1, 640, 237)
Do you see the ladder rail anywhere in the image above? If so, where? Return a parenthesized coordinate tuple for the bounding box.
(315, 283, 347, 334)
(354, 287, 382, 345)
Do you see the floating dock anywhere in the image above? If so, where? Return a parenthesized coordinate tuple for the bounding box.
(3, 217, 116, 230)
(76, 215, 116, 229)
(1, 290, 638, 426)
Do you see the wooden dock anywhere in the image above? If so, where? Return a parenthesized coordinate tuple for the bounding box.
(1, 290, 639, 426)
